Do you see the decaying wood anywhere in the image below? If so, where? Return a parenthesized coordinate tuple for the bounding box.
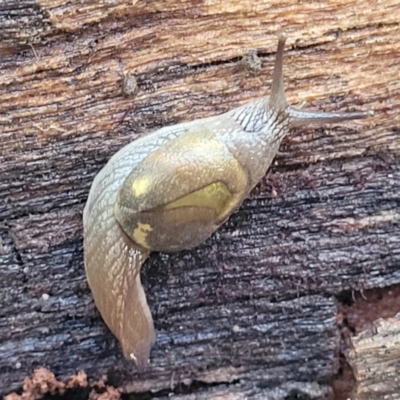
(1, 0, 399, 398)
(346, 315, 400, 400)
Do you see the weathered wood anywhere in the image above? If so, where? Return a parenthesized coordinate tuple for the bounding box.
(1, 0, 399, 398)
(346, 315, 400, 400)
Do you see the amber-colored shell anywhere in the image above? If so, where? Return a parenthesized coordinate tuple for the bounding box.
(114, 129, 249, 252)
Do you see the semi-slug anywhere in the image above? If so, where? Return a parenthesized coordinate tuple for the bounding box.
(83, 33, 370, 369)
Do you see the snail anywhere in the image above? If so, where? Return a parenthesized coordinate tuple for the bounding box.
(83, 33, 371, 369)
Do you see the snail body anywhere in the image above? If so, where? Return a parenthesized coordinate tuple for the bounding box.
(83, 34, 370, 369)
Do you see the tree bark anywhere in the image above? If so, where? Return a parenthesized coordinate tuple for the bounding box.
(1, 0, 399, 398)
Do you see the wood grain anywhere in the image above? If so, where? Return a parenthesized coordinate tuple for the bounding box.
(347, 315, 400, 400)
(1, 0, 399, 398)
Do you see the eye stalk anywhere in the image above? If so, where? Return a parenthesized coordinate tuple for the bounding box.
(269, 32, 370, 128)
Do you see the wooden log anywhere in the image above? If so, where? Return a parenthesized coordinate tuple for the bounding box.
(1, 0, 399, 398)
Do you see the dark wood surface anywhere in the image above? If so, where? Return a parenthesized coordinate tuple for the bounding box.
(1, 0, 399, 398)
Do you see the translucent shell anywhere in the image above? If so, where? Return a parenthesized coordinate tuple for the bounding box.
(114, 129, 249, 252)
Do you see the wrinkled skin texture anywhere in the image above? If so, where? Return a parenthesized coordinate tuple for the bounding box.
(83, 34, 370, 369)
